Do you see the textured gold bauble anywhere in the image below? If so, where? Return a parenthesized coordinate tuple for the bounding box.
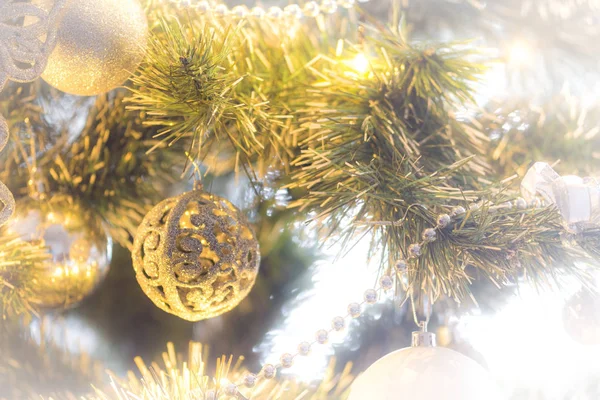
(38, 0, 148, 96)
(6, 206, 112, 309)
(132, 189, 261, 321)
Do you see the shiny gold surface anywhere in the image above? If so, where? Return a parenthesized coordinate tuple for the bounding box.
(40, 0, 148, 96)
(132, 189, 261, 321)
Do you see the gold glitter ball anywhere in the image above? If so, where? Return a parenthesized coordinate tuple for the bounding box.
(37, 0, 148, 96)
(132, 189, 261, 321)
(7, 207, 112, 309)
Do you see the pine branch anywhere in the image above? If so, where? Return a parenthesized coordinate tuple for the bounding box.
(0, 228, 49, 319)
(1, 88, 183, 248)
(126, 15, 309, 178)
(2, 5, 598, 308)
(482, 93, 600, 178)
(282, 24, 599, 301)
(124, 10, 600, 302)
(128, 21, 263, 161)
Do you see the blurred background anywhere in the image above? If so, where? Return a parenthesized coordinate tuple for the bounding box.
(2, 0, 600, 399)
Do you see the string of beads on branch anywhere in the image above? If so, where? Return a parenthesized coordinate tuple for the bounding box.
(394, 196, 545, 264)
(216, 196, 545, 397)
(224, 277, 392, 396)
(162, 0, 368, 19)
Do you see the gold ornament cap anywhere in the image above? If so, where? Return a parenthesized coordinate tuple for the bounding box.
(411, 331, 437, 347)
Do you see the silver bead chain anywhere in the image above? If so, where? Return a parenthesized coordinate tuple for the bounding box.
(221, 279, 393, 394)
(401, 196, 546, 267)
(220, 196, 544, 396)
(161, 0, 369, 19)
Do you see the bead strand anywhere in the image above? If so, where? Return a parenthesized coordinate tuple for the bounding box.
(397, 196, 546, 267)
(212, 193, 543, 395)
(162, 0, 368, 20)
(227, 277, 394, 395)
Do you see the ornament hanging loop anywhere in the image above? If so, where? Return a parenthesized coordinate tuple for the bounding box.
(185, 151, 204, 191)
(193, 180, 204, 191)
(409, 290, 436, 347)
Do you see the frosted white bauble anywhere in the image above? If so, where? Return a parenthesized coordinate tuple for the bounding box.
(348, 346, 502, 400)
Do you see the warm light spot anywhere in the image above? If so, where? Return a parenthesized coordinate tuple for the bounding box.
(219, 378, 231, 387)
(53, 267, 64, 277)
(458, 280, 600, 398)
(508, 40, 533, 67)
(287, 24, 299, 39)
(349, 53, 369, 74)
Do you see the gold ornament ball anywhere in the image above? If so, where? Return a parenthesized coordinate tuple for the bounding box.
(38, 0, 148, 96)
(7, 207, 112, 309)
(132, 189, 261, 321)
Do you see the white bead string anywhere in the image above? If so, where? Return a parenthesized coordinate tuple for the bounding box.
(218, 280, 392, 395)
(161, 0, 368, 19)
(219, 195, 547, 396)
(0, 0, 66, 226)
(371, 196, 547, 265)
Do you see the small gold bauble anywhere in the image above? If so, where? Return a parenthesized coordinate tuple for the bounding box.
(38, 0, 148, 96)
(132, 189, 261, 321)
(6, 207, 112, 309)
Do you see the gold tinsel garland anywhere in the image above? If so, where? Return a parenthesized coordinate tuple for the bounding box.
(89, 342, 354, 400)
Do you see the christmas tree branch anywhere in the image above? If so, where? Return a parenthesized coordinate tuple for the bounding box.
(124, 11, 600, 302)
(482, 93, 600, 178)
(1, 87, 184, 248)
(1, 6, 598, 307)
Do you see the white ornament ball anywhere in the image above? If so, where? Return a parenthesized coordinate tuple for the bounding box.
(348, 346, 502, 400)
(38, 0, 148, 96)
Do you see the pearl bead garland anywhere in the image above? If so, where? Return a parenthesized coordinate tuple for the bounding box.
(221, 276, 392, 396)
(348, 302, 361, 317)
(162, 0, 368, 20)
(280, 352, 294, 368)
(364, 288, 378, 303)
(298, 341, 311, 355)
(395, 259, 407, 271)
(216, 196, 544, 395)
(262, 364, 276, 379)
(332, 315, 346, 331)
(316, 329, 329, 344)
(380, 275, 393, 290)
(243, 373, 257, 387)
(399, 197, 543, 271)
(408, 243, 422, 258)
